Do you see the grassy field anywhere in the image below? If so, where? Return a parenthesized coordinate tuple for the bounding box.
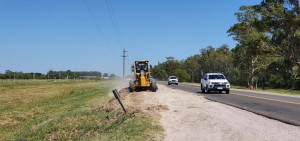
(181, 82, 300, 96)
(0, 80, 162, 141)
(231, 85, 300, 96)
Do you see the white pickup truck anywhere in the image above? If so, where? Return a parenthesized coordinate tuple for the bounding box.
(200, 73, 230, 94)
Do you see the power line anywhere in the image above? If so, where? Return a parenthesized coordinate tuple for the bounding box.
(105, 0, 125, 49)
(105, 0, 129, 77)
(83, 0, 116, 53)
(83, 0, 127, 77)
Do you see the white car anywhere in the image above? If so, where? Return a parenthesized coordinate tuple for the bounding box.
(168, 76, 178, 85)
(200, 73, 230, 94)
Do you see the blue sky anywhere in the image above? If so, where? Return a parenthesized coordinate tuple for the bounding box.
(0, 0, 261, 76)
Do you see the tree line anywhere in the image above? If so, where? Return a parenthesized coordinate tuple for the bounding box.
(152, 0, 300, 90)
(0, 70, 116, 80)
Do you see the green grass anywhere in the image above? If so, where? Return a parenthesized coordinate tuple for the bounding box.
(251, 88, 300, 96)
(0, 80, 163, 141)
(231, 85, 300, 96)
(230, 85, 247, 89)
(180, 82, 300, 96)
(181, 82, 199, 86)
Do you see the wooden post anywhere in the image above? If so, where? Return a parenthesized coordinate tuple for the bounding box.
(112, 89, 127, 113)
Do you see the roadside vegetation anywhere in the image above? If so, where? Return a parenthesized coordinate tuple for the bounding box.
(0, 70, 116, 80)
(231, 85, 300, 96)
(152, 0, 300, 91)
(181, 82, 300, 96)
(0, 80, 162, 141)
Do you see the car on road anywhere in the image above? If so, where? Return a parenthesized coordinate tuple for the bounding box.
(168, 76, 179, 85)
(200, 73, 230, 94)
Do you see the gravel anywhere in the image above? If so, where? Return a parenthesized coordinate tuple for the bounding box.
(133, 84, 300, 141)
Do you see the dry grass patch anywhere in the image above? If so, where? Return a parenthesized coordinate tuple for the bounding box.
(0, 80, 163, 141)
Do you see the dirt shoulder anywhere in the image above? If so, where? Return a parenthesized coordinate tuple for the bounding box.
(125, 84, 300, 141)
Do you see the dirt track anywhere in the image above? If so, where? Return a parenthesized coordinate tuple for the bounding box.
(125, 84, 300, 141)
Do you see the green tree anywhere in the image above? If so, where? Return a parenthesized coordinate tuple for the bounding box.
(164, 56, 181, 76)
(174, 69, 189, 82)
(228, 6, 277, 89)
(103, 73, 109, 77)
(199, 46, 216, 74)
(152, 65, 168, 80)
(184, 55, 200, 82)
(109, 73, 116, 79)
(199, 45, 233, 76)
(259, 0, 300, 89)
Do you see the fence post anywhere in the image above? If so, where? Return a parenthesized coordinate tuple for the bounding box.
(114, 89, 120, 98)
(112, 89, 127, 113)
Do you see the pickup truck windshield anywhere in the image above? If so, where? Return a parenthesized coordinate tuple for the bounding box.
(208, 75, 225, 79)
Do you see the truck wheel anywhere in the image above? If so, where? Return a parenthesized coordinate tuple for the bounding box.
(151, 79, 157, 92)
(201, 85, 205, 93)
(226, 90, 230, 94)
(206, 86, 211, 93)
(129, 80, 134, 92)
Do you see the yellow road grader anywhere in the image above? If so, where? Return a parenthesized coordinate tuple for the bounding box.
(129, 60, 157, 92)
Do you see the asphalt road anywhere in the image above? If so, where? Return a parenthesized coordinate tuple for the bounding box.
(158, 81, 300, 126)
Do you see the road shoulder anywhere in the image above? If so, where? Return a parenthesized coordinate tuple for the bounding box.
(131, 84, 300, 141)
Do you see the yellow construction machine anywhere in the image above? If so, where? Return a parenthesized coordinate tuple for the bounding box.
(129, 60, 157, 92)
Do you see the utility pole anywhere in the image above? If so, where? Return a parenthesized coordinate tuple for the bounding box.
(14, 66, 15, 84)
(14, 71, 15, 83)
(48, 68, 52, 80)
(122, 48, 128, 78)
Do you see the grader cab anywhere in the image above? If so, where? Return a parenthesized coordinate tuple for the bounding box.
(129, 61, 157, 92)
